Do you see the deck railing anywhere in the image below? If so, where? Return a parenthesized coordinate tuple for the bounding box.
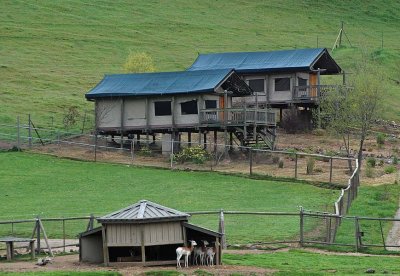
(199, 108, 276, 126)
(293, 85, 340, 100)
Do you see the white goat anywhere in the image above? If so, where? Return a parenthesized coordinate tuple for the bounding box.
(193, 240, 209, 265)
(176, 240, 197, 268)
(206, 241, 219, 266)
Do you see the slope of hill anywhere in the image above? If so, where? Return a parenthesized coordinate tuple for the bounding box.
(1, 0, 399, 128)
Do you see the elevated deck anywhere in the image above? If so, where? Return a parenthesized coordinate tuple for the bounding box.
(199, 108, 276, 128)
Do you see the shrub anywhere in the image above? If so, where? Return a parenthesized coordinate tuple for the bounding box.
(137, 146, 152, 156)
(123, 52, 155, 73)
(393, 156, 398, 165)
(384, 165, 396, 174)
(174, 146, 210, 164)
(272, 156, 280, 164)
(278, 159, 284, 168)
(306, 157, 315, 175)
(365, 165, 374, 178)
(366, 157, 376, 168)
(314, 167, 323, 173)
(376, 133, 385, 147)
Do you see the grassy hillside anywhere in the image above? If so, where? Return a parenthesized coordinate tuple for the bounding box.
(1, 0, 399, 128)
(0, 151, 338, 243)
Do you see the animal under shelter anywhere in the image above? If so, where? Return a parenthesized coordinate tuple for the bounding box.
(79, 200, 223, 266)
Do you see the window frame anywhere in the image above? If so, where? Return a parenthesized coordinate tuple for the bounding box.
(247, 78, 265, 93)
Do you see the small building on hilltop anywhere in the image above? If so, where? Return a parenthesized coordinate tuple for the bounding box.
(188, 48, 343, 123)
(85, 69, 276, 150)
(79, 200, 223, 266)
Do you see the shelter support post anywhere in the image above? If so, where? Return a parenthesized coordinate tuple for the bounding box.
(6, 241, 14, 260)
(141, 226, 146, 265)
(188, 132, 191, 147)
(102, 225, 109, 266)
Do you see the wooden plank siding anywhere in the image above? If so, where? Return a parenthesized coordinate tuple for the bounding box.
(106, 222, 183, 247)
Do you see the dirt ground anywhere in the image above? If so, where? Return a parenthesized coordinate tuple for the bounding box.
(0, 253, 275, 275)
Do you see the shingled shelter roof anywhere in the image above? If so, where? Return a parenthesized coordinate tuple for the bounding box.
(97, 200, 190, 223)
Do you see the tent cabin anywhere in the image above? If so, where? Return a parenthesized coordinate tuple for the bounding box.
(85, 69, 276, 150)
(79, 200, 223, 266)
(188, 48, 343, 120)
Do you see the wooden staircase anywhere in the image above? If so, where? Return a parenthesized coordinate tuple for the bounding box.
(234, 126, 276, 150)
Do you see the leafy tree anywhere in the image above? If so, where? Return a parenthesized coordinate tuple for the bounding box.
(123, 52, 155, 73)
(320, 59, 385, 170)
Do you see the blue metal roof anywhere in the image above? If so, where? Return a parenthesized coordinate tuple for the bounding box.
(85, 69, 233, 99)
(188, 48, 341, 74)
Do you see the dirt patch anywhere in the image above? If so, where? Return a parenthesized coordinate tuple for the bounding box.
(0, 254, 276, 275)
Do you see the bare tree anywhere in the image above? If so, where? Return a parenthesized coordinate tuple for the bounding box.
(321, 59, 385, 170)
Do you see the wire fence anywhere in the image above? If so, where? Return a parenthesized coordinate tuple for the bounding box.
(0, 210, 398, 256)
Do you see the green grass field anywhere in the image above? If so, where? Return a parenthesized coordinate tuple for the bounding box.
(0, 151, 338, 243)
(1, 0, 399, 129)
(223, 249, 400, 275)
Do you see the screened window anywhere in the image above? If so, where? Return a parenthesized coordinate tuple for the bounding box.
(154, 101, 171, 116)
(274, 78, 291, 91)
(298, 77, 307, 86)
(205, 100, 217, 109)
(181, 100, 198, 115)
(248, 79, 265, 93)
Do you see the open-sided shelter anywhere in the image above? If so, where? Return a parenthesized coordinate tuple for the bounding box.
(79, 200, 223, 266)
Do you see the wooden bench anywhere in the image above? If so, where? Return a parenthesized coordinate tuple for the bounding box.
(0, 237, 35, 260)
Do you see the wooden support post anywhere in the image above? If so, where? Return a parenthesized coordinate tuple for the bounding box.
(299, 207, 304, 246)
(102, 226, 109, 266)
(94, 132, 98, 162)
(213, 130, 217, 155)
(38, 218, 53, 257)
(188, 132, 191, 147)
(137, 134, 140, 146)
(6, 242, 13, 260)
(120, 98, 124, 149)
(229, 132, 233, 148)
(198, 130, 202, 147)
(141, 226, 146, 265)
(249, 149, 253, 176)
(63, 219, 66, 253)
(36, 218, 41, 254)
(279, 108, 283, 124)
(354, 217, 359, 252)
(30, 240, 35, 259)
(203, 132, 207, 149)
(17, 116, 20, 149)
(28, 114, 32, 148)
(215, 237, 220, 266)
(218, 209, 227, 249)
(295, 153, 298, 179)
(329, 158, 333, 183)
(224, 129, 228, 156)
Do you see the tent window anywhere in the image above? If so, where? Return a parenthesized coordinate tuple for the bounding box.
(181, 100, 198, 115)
(274, 78, 291, 91)
(154, 101, 172, 116)
(205, 100, 217, 109)
(248, 79, 265, 93)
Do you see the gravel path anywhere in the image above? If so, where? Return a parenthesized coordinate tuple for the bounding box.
(385, 197, 400, 251)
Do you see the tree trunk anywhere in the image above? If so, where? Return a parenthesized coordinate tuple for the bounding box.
(342, 133, 353, 172)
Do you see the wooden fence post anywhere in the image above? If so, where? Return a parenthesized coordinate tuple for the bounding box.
(219, 209, 227, 249)
(249, 149, 253, 176)
(17, 116, 20, 149)
(299, 207, 304, 246)
(62, 219, 66, 253)
(329, 157, 333, 183)
(28, 114, 32, 148)
(294, 153, 298, 179)
(36, 217, 41, 254)
(354, 217, 359, 252)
